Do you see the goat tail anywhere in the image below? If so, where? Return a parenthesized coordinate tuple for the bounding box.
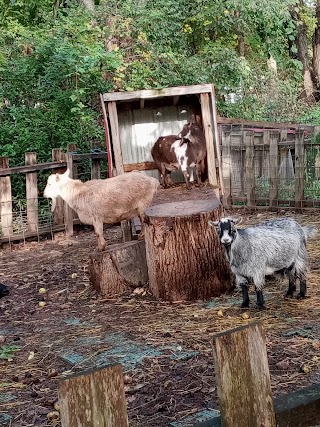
(302, 225, 318, 240)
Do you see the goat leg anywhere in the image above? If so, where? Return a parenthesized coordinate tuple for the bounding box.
(93, 221, 106, 252)
(255, 289, 265, 310)
(196, 161, 203, 187)
(240, 283, 250, 308)
(297, 277, 307, 299)
(183, 171, 191, 190)
(285, 263, 297, 298)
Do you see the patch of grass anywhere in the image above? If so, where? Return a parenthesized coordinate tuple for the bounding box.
(0, 345, 20, 360)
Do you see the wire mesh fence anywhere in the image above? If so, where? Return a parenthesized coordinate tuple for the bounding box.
(219, 122, 320, 210)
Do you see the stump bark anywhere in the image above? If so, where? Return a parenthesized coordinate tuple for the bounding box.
(89, 240, 148, 296)
(144, 193, 233, 301)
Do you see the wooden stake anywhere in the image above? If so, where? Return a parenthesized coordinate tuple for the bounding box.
(64, 153, 74, 237)
(295, 130, 304, 212)
(245, 132, 255, 208)
(268, 131, 279, 209)
(221, 131, 232, 207)
(0, 157, 13, 237)
(212, 321, 276, 427)
(52, 148, 66, 226)
(58, 364, 129, 427)
(25, 152, 38, 232)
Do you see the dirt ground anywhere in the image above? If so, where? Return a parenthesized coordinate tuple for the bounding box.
(1, 205, 320, 426)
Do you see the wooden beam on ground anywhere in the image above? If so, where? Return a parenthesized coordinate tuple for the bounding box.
(58, 364, 129, 427)
(25, 152, 38, 233)
(212, 321, 276, 427)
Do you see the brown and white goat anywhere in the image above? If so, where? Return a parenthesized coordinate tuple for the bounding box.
(44, 170, 160, 251)
(151, 116, 207, 189)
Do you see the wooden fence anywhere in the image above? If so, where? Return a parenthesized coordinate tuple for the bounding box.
(218, 119, 320, 210)
(0, 144, 107, 243)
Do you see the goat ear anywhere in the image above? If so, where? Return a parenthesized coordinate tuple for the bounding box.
(233, 217, 242, 225)
(64, 168, 70, 177)
(208, 220, 219, 228)
(189, 114, 196, 124)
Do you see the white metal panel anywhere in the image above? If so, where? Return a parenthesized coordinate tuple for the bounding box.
(118, 105, 194, 164)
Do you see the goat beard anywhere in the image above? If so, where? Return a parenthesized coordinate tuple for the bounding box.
(51, 197, 57, 212)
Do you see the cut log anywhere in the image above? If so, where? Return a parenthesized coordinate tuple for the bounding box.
(212, 321, 276, 427)
(144, 191, 233, 301)
(89, 240, 148, 296)
(58, 364, 128, 427)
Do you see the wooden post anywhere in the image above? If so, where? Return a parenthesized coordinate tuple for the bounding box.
(268, 131, 279, 209)
(52, 148, 66, 226)
(245, 132, 255, 208)
(221, 131, 232, 207)
(64, 154, 74, 237)
(91, 142, 101, 180)
(58, 364, 128, 427)
(200, 93, 219, 197)
(212, 322, 276, 427)
(107, 102, 131, 240)
(107, 101, 124, 175)
(67, 143, 78, 179)
(295, 130, 304, 212)
(144, 194, 234, 301)
(0, 157, 13, 237)
(25, 152, 38, 232)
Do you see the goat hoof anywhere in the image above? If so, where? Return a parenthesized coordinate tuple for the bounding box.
(255, 304, 266, 310)
(297, 293, 306, 300)
(284, 292, 295, 299)
(241, 302, 250, 308)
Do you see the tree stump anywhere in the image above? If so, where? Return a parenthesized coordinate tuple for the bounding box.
(144, 192, 233, 301)
(89, 240, 148, 297)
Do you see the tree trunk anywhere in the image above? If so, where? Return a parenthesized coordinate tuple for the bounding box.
(89, 240, 148, 297)
(144, 195, 234, 302)
(313, 0, 320, 91)
(290, 2, 315, 99)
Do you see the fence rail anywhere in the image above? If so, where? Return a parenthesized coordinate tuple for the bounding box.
(0, 143, 108, 244)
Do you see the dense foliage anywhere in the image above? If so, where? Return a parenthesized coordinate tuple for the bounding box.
(0, 0, 320, 167)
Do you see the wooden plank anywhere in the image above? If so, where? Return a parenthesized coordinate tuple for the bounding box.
(25, 152, 38, 233)
(52, 149, 66, 226)
(0, 157, 13, 237)
(210, 84, 224, 195)
(245, 132, 255, 207)
(108, 101, 124, 175)
(295, 131, 304, 212)
(103, 84, 212, 102)
(123, 161, 156, 172)
(64, 154, 74, 237)
(91, 142, 101, 180)
(217, 116, 314, 131)
(268, 131, 279, 209)
(200, 93, 218, 195)
(58, 364, 128, 427)
(221, 131, 232, 207)
(212, 322, 276, 427)
(100, 93, 115, 178)
(67, 144, 78, 180)
(0, 161, 67, 177)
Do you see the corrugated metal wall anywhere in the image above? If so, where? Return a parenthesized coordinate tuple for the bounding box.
(118, 105, 194, 180)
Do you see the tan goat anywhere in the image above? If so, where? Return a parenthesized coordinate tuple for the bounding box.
(44, 170, 160, 251)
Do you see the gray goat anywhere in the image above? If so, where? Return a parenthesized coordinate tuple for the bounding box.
(209, 217, 317, 309)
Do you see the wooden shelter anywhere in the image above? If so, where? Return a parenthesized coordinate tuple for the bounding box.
(100, 84, 223, 195)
